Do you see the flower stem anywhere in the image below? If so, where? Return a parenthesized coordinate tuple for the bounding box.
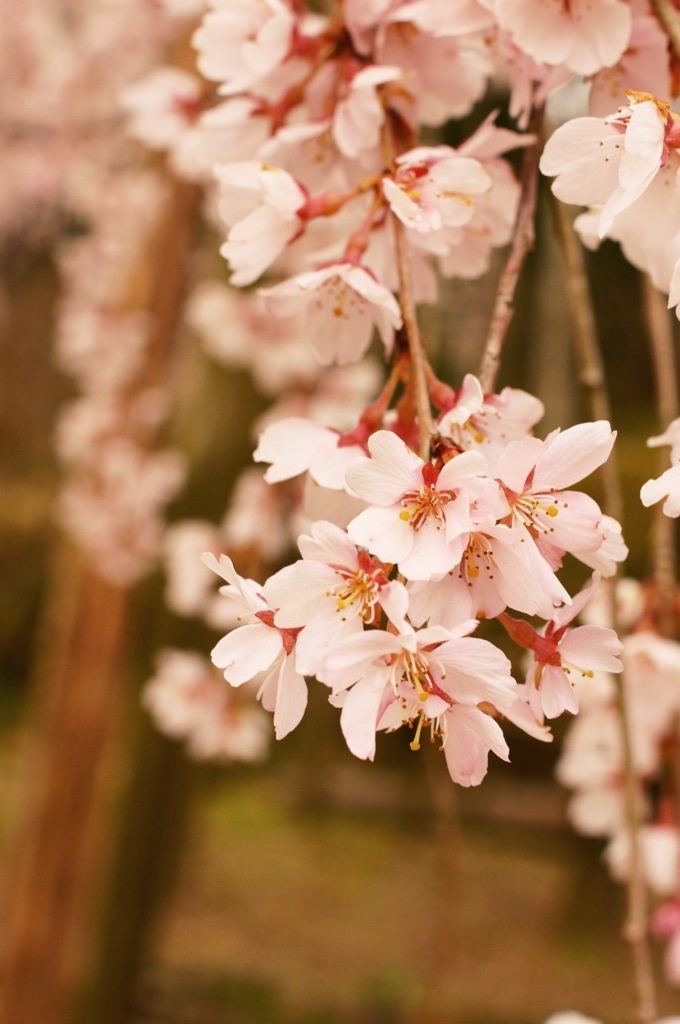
(478, 106, 543, 393)
(382, 115, 434, 461)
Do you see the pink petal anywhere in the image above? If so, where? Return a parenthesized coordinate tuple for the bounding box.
(340, 670, 391, 760)
(211, 623, 282, 684)
(272, 654, 308, 739)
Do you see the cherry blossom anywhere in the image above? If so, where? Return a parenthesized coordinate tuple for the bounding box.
(204, 553, 307, 739)
(120, 66, 203, 151)
(540, 93, 679, 237)
(346, 430, 500, 580)
(487, 0, 632, 76)
(254, 417, 366, 490)
(323, 620, 516, 778)
(496, 420, 616, 568)
(333, 65, 403, 163)
(382, 148, 491, 234)
(259, 264, 402, 365)
(216, 161, 307, 285)
(265, 520, 409, 677)
(143, 649, 270, 761)
(192, 0, 295, 95)
(501, 574, 623, 720)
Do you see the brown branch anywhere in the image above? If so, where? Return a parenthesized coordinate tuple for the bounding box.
(550, 197, 624, 526)
(650, 0, 680, 61)
(382, 116, 435, 461)
(643, 274, 679, 640)
(551, 200, 659, 1022)
(478, 106, 544, 393)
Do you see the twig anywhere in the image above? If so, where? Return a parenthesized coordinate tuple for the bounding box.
(552, 199, 658, 1023)
(478, 105, 544, 393)
(550, 197, 624, 525)
(382, 116, 435, 461)
(650, 0, 680, 60)
(643, 274, 679, 639)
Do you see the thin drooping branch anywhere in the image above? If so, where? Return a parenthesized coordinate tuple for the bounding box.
(392, 215, 435, 460)
(478, 105, 544, 393)
(650, 0, 680, 60)
(382, 115, 435, 461)
(643, 274, 679, 639)
(552, 200, 658, 1024)
(550, 197, 624, 525)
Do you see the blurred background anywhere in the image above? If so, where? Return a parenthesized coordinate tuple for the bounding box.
(0, 2, 677, 1024)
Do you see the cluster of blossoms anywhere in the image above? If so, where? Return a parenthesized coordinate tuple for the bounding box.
(203, 383, 626, 785)
(119, 0, 659, 785)
(0, 0, 186, 248)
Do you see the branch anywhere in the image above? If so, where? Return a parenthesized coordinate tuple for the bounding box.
(478, 105, 544, 393)
(643, 274, 679, 639)
(550, 197, 624, 526)
(650, 0, 680, 60)
(382, 116, 435, 461)
(552, 200, 659, 1022)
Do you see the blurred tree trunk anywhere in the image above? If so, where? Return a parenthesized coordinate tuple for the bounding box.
(0, 174, 199, 1024)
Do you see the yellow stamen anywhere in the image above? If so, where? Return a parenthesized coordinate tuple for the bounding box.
(410, 714, 425, 751)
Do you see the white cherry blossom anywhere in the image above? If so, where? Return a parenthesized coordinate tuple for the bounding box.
(346, 430, 500, 580)
(265, 520, 409, 677)
(488, 0, 632, 76)
(382, 148, 491, 234)
(323, 621, 516, 776)
(216, 161, 307, 285)
(204, 553, 307, 739)
(259, 263, 402, 365)
(192, 0, 295, 95)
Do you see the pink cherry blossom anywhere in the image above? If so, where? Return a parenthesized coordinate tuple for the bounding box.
(216, 161, 307, 285)
(407, 520, 568, 627)
(540, 94, 677, 237)
(264, 520, 408, 677)
(641, 416, 680, 516)
(346, 430, 499, 580)
(437, 373, 544, 469)
(192, 0, 295, 95)
(382, 148, 491, 234)
(254, 416, 365, 490)
(496, 420, 616, 567)
(641, 465, 680, 517)
(323, 621, 516, 776)
(589, 7, 671, 118)
(333, 65, 403, 163)
(143, 648, 270, 762)
(489, 0, 632, 76)
(377, 18, 491, 127)
(501, 575, 623, 721)
(259, 263, 402, 365)
(203, 553, 307, 739)
(162, 520, 223, 618)
(120, 67, 203, 151)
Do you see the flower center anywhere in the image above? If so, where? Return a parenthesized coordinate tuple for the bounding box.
(399, 485, 452, 531)
(460, 533, 495, 584)
(511, 491, 562, 535)
(332, 567, 381, 623)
